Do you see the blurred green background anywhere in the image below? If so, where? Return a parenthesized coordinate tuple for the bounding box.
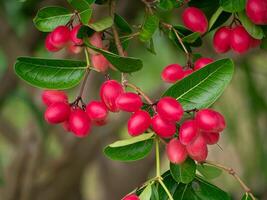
(0, 0, 267, 200)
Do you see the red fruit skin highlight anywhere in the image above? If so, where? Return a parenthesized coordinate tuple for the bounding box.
(69, 109, 91, 137)
(91, 54, 109, 73)
(196, 109, 224, 132)
(179, 119, 199, 145)
(45, 33, 60, 52)
(151, 114, 176, 138)
(70, 25, 83, 45)
(186, 135, 208, 162)
(213, 26, 232, 53)
(122, 194, 140, 200)
(42, 90, 68, 106)
(230, 26, 251, 54)
(202, 131, 220, 145)
(161, 64, 184, 83)
(116, 92, 143, 112)
(246, 0, 267, 25)
(45, 102, 70, 124)
(127, 110, 151, 136)
(86, 101, 108, 122)
(182, 7, 208, 34)
(194, 58, 213, 71)
(167, 138, 188, 164)
(50, 26, 70, 48)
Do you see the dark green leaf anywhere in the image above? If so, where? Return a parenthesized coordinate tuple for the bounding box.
(77, 25, 95, 39)
(197, 164, 222, 180)
(95, 0, 108, 4)
(139, 14, 159, 42)
(85, 41, 143, 73)
(260, 36, 267, 50)
(170, 158, 196, 184)
(241, 193, 253, 200)
(209, 11, 232, 31)
(156, 0, 184, 11)
(238, 11, 264, 39)
(220, 0, 246, 12)
(209, 7, 224, 30)
(163, 59, 234, 110)
(189, 0, 220, 19)
(14, 57, 86, 89)
(158, 171, 179, 200)
(182, 32, 201, 44)
(103, 133, 154, 162)
(114, 14, 132, 34)
(79, 8, 93, 25)
(88, 16, 113, 31)
(33, 6, 72, 32)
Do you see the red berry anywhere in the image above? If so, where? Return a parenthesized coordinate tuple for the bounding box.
(157, 97, 184, 122)
(127, 110, 151, 136)
(246, 0, 267, 25)
(230, 26, 251, 54)
(86, 101, 108, 125)
(161, 64, 184, 83)
(122, 194, 140, 200)
(195, 109, 225, 132)
(89, 32, 103, 54)
(179, 119, 199, 145)
(100, 80, 124, 112)
(183, 69, 193, 77)
(91, 54, 109, 73)
(67, 43, 82, 54)
(202, 131, 220, 145)
(194, 58, 213, 71)
(182, 7, 208, 34)
(213, 26, 232, 53)
(186, 135, 208, 162)
(50, 26, 70, 48)
(42, 90, 68, 106)
(44, 102, 70, 124)
(116, 92, 143, 112)
(167, 138, 188, 164)
(70, 25, 83, 45)
(69, 109, 91, 137)
(250, 37, 262, 48)
(151, 114, 176, 138)
(45, 33, 60, 52)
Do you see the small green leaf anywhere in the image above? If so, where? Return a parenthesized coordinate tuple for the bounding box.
(67, 0, 93, 24)
(220, 0, 246, 12)
(139, 14, 159, 42)
(238, 11, 264, 39)
(33, 6, 72, 32)
(77, 25, 95, 39)
(189, 0, 220, 18)
(163, 59, 234, 110)
(14, 57, 86, 89)
(209, 7, 223, 30)
(146, 38, 156, 55)
(260, 36, 267, 50)
(88, 16, 113, 31)
(79, 8, 93, 25)
(170, 158, 196, 184)
(182, 32, 201, 44)
(197, 164, 222, 180)
(139, 184, 152, 200)
(104, 134, 154, 162)
(114, 14, 132, 34)
(241, 193, 253, 200)
(85, 41, 143, 73)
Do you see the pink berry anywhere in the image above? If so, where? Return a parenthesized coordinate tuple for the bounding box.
(183, 69, 193, 77)
(179, 119, 199, 145)
(116, 92, 143, 112)
(182, 7, 208, 34)
(194, 58, 213, 71)
(69, 109, 91, 137)
(230, 26, 251, 54)
(100, 80, 124, 112)
(45, 33, 60, 52)
(246, 0, 267, 25)
(91, 54, 109, 73)
(216, 112, 226, 132)
(202, 131, 220, 145)
(127, 110, 151, 136)
(70, 24, 83, 45)
(89, 32, 103, 53)
(213, 26, 232, 53)
(156, 97, 184, 122)
(151, 114, 176, 138)
(161, 64, 184, 83)
(67, 43, 82, 54)
(50, 26, 70, 48)
(167, 138, 188, 164)
(186, 135, 208, 162)
(122, 194, 140, 200)
(42, 90, 68, 106)
(44, 102, 70, 124)
(86, 101, 108, 125)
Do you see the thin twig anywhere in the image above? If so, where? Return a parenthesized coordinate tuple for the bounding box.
(204, 160, 257, 200)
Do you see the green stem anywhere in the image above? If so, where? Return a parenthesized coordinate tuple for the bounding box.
(158, 178, 174, 200)
(155, 137, 161, 178)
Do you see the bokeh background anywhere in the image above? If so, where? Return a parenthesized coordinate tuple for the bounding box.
(0, 0, 267, 200)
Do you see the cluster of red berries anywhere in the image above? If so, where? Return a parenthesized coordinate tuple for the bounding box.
(213, 25, 261, 54)
(167, 108, 226, 164)
(161, 57, 213, 83)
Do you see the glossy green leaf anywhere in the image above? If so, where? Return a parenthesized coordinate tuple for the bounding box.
(88, 16, 113, 32)
(182, 32, 201, 44)
(238, 11, 264, 39)
(197, 164, 222, 180)
(33, 6, 72, 32)
(104, 134, 154, 162)
(114, 14, 132, 33)
(220, 0, 246, 12)
(158, 171, 179, 200)
(139, 184, 152, 200)
(241, 193, 253, 200)
(209, 7, 224, 30)
(14, 57, 86, 89)
(79, 8, 93, 25)
(67, 0, 93, 24)
(189, 0, 220, 18)
(163, 59, 234, 110)
(156, 0, 184, 11)
(84, 41, 143, 73)
(139, 14, 159, 42)
(170, 158, 196, 184)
